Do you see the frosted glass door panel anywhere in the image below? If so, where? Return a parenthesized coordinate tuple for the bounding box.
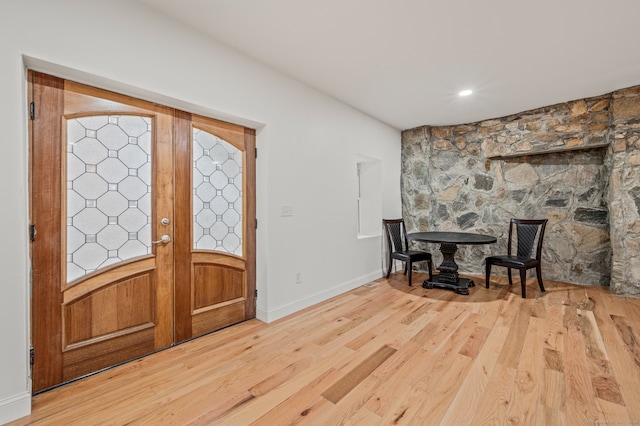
(66, 115, 152, 283)
(192, 128, 243, 255)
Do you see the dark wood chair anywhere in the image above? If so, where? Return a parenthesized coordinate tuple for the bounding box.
(383, 219, 433, 286)
(485, 218, 548, 298)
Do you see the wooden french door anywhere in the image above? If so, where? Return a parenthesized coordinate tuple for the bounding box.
(173, 112, 256, 342)
(29, 71, 256, 393)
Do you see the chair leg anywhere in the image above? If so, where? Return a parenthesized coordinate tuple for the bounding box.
(508, 269, 513, 286)
(386, 255, 393, 278)
(485, 262, 492, 288)
(427, 259, 433, 281)
(536, 265, 545, 292)
(519, 268, 527, 298)
(404, 262, 408, 276)
(407, 261, 413, 286)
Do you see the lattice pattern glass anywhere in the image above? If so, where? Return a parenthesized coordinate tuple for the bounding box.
(192, 128, 243, 254)
(66, 115, 152, 283)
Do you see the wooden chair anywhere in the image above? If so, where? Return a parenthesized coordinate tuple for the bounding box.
(485, 218, 548, 298)
(383, 219, 433, 286)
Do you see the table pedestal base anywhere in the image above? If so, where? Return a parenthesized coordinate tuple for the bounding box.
(422, 276, 475, 295)
(422, 242, 474, 295)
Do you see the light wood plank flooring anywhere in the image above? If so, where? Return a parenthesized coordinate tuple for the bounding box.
(10, 273, 640, 425)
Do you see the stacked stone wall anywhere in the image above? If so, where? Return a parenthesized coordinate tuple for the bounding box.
(608, 87, 640, 296)
(401, 85, 640, 295)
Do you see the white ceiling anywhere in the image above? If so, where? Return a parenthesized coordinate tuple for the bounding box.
(139, 0, 640, 130)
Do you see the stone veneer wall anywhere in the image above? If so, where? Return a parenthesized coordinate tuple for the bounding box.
(401, 86, 640, 296)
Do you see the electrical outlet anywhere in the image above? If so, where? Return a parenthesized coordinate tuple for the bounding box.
(295, 272, 302, 284)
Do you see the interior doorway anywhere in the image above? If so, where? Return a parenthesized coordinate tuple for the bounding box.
(29, 71, 256, 393)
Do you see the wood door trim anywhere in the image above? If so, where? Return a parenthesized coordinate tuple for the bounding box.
(191, 252, 245, 267)
(191, 114, 245, 150)
(63, 258, 156, 302)
(173, 110, 193, 342)
(244, 128, 257, 317)
(192, 297, 245, 315)
(30, 71, 65, 391)
(63, 322, 155, 352)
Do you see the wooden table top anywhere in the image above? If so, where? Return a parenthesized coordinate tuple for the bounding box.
(408, 231, 497, 245)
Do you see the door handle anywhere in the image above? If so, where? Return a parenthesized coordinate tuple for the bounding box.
(152, 235, 171, 244)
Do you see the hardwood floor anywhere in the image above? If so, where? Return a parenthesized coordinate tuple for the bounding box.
(10, 273, 640, 425)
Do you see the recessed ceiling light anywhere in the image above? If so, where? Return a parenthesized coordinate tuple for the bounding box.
(459, 89, 473, 97)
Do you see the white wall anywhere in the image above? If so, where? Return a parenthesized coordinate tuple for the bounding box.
(0, 0, 401, 422)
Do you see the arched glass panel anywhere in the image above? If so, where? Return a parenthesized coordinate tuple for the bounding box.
(192, 128, 243, 255)
(66, 115, 152, 282)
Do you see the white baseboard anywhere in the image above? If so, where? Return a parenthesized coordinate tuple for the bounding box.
(0, 391, 31, 424)
(259, 270, 383, 323)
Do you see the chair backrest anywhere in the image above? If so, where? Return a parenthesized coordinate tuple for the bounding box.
(507, 218, 548, 260)
(383, 219, 408, 253)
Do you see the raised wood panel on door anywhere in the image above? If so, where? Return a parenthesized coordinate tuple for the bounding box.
(193, 264, 244, 309)
(192, 260, 245, 336)
(61, 270, 157, 381)
(63, 273, 154, 347)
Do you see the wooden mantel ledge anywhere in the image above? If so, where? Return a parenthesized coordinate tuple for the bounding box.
(486, 141, 610, 160)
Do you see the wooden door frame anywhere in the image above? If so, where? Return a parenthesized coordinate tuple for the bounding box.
(29, 71, 65, 391)
(244, 127, 257, 318)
